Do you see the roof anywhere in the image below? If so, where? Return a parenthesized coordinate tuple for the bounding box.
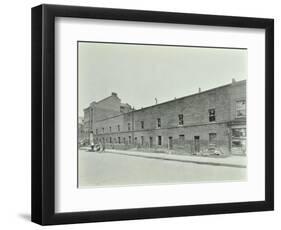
(93, 79, 246, 122)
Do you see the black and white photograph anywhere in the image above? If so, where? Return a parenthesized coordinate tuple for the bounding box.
(78, 41, 247, 188)
(29, 3, 274, 226)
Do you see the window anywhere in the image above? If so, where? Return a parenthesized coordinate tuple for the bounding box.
(96, 129, 98, 135)
(128, 123, 131, 131)
(102, 128, 104, 133)
(208, 108, 216, 122)
(128, 136, 132, 144)
(209, 133, 217, 146)
(134, 137, 137, 144)
(231, 128, 246, 152)
(232, 128, 246, 138)
(178, 114, 184, 125)
(157, 118, 161, 128)
(141, 121, 144, 129)
(118, 137, 121, 144)
(179, 134, 185, 144)
(109, 126, 112, 132)
(157, 136, 162, 145)
(117, 125, 120, 132)
(236, 100, 246, 118)
(123, 137, 126, 143)
(141, 136, 144, 145)
(109, 137, 112, 143)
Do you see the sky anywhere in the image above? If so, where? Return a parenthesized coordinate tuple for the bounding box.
(78, 42, 247, 116)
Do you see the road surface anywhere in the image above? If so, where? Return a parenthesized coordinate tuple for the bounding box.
(78, 149, 246, 187)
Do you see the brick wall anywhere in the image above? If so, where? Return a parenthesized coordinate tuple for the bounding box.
(90, 80, 246, 155)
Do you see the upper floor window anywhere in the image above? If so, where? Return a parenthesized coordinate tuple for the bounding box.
(128, 123, 131, 131)
(96, 129, 98, 135)
(236, 100, 246, 118)
(117, 125, 120, 132)
(178, 114, 184, 125)
(102, 128, 104, 133)
(109, 126, 112, 132)
(208, 108, 216, 122)
(157, 118, 161, 128)
(141, 121, 144, 129)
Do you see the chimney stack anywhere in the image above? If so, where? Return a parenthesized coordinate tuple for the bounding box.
(111, 92, 117, 97)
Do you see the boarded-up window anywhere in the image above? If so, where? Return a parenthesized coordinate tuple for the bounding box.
(179, 134, 185, 145)
(141, 121, 144, 129)
(208, 108, 216, 122)
(209, 133, 217, 146)
(178, 114, 184, 125)
(236, 100, 246, 117)
(157, 118, 161, 128)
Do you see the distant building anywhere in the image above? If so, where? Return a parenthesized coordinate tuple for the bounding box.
(78, 117, 85, 145)
(83, 80, 246, 155)
(83, 92, 133, 144)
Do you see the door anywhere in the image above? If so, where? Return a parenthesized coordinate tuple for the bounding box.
(194, 136, 200, 153)
(141, 136, 144, 146)
(149, 136, 153, 148)
(168, 136, 173, 149)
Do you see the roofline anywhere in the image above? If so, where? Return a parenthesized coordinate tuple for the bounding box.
(133, 79, 246, 112)
(92, 79, 246, 122)
(96, 94, 120, 105)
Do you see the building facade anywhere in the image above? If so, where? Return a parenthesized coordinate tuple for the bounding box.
(78, 116, 86, 145)
(83, 80, 246, 155)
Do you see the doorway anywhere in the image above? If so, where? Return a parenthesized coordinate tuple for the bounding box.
(149, 136, 153, 148)
(194, 136, 200, 153)
(168, 136, 173, 149)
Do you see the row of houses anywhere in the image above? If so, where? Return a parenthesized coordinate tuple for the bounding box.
(79, 79, 246, 155)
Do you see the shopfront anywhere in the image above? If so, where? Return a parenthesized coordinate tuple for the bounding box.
(230, 124, 246, 155)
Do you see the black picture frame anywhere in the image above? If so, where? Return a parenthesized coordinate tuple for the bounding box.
(31, 4, 274, 225)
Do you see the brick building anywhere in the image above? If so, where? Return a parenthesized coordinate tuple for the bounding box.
(83, 80, 246, 155)
(78, 117, 85, 145)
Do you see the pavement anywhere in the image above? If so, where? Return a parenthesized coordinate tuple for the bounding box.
(82, 147, 247, 168)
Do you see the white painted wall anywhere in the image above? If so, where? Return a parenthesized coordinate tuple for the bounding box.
(0, 0, 279, 229)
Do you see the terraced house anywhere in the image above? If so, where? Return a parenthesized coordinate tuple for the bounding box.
(82, 79, 246, 155)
